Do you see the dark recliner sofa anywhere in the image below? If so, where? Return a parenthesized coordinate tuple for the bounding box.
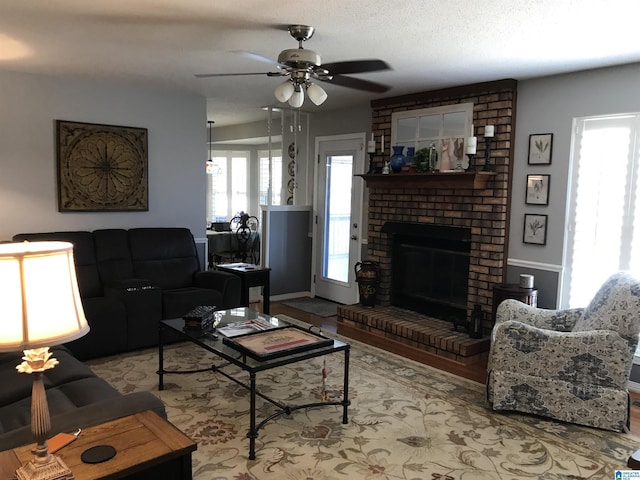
(13, 227, 242, 360)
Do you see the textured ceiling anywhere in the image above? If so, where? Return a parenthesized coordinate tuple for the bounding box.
(1, 0, 639, 126)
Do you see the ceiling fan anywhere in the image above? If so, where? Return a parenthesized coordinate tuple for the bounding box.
(195, 24, 391, 107)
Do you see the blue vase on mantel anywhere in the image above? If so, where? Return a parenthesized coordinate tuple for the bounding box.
(390, 146, 407, 173)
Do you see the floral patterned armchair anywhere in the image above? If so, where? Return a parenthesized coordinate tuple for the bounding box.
(487, 272, 640, 431)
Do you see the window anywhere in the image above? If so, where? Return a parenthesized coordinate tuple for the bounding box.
(391, 103, 474, 168)
(206, 150, 249, 223)
(563, 114, 640, 308)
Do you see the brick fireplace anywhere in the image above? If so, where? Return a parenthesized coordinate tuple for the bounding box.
(337, 79, 516, 363)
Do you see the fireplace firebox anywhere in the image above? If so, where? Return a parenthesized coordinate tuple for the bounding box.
(381, 222, 471, 322)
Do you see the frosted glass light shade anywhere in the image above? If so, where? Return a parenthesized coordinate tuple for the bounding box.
(289, 87, 305, 108)
(274, 81, 295, 102)
(0, 241, 90, 352)
(306, 83, 327, 105)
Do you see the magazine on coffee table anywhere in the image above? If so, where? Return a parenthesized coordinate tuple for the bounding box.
(217, 317, 277, 338)
(222, 326, 334, 360)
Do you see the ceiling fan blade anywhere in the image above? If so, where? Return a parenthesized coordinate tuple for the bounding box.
(321, 59, 391, 75)
(322, 74, 390, 93)
(195, 72, 284, 78)
(234, 50, 286, 68)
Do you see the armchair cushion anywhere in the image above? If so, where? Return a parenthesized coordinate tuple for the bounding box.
(487, 271, 640, 432)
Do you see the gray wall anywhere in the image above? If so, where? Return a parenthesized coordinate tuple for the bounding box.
(291, 105, 371, 206)
(0, 70, 207, 242)
(509, 62, 640, 307)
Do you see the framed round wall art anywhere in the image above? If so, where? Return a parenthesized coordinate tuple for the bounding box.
(56, 120, 148, 212)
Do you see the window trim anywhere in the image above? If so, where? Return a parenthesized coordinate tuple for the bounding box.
(391, 103, 474, 148)
(561, 112, 640, 308)
(206, 149, 250, 222)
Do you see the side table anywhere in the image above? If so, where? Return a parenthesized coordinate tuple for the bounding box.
(492, 283, 538, 321)
(217, 262, 271, 314)
(0, 411, 196, 480)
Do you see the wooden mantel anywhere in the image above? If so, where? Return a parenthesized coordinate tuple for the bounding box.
(357, 171, 496, 189)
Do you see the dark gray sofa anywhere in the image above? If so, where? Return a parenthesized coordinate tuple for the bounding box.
(13, 227, 241, 360)
(0, 346, 165, 451)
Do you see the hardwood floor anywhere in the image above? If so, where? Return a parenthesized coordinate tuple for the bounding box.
(267, 300, 640, 439)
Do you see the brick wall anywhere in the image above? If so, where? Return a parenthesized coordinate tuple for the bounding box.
(366, 79, 517, 331)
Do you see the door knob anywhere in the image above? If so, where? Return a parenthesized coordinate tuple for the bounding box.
(351, 235, 358, 240)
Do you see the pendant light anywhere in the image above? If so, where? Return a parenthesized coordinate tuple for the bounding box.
(206, 120, 215, 174)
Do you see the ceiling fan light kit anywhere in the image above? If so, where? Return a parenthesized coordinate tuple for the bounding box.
(274, 79, 327, 107)
(196, 24, 391, 109)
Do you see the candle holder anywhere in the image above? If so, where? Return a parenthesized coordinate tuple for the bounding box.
(484, 137, 494, 172)
(467, 154, 476, 172)
(367, 152, 375, 174)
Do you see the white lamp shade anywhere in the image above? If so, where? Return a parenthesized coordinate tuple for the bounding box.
(274, 81, 295, 103)
(0, 241, 89, 352)
(288, 87, 305, 108)
(306, 83, 328, 105)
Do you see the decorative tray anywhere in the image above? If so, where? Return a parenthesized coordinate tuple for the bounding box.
(222, 325, 333, 361)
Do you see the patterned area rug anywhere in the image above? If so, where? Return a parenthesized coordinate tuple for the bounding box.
(87, 316, 640, 479)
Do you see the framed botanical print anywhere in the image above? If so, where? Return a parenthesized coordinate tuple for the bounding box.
(528, 133, 553, 165)
(523, 214, 548, 245)
(525, 174, 550, 205)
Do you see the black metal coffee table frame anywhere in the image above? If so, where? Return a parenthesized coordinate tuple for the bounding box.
(157, 308, 350, 460)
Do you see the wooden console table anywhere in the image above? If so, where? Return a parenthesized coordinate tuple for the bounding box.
(0, 411, 196, 480)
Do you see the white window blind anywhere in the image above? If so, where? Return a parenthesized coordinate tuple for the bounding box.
(563, 114, 640, 308)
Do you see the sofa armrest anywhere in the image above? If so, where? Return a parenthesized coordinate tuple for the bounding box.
(193, 270, 241, 308)
(496, 299, 584, 332)
(0, 392, 166, 452)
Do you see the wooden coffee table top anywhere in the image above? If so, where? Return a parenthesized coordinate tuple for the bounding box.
(0, 410, 196, 480)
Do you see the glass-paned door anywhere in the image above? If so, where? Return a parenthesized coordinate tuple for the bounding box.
(314, 135, 364, 304)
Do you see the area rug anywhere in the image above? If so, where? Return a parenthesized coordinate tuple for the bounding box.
(281, 297, 338, 317)
(87, 316, 640, 480)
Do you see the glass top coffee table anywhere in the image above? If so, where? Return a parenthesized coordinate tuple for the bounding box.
(158, 307, 350, 460)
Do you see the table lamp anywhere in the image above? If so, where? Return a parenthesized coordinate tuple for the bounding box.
(0, 241, 90, 480)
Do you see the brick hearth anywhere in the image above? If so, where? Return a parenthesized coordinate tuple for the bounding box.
(337, 304, 490, 365)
